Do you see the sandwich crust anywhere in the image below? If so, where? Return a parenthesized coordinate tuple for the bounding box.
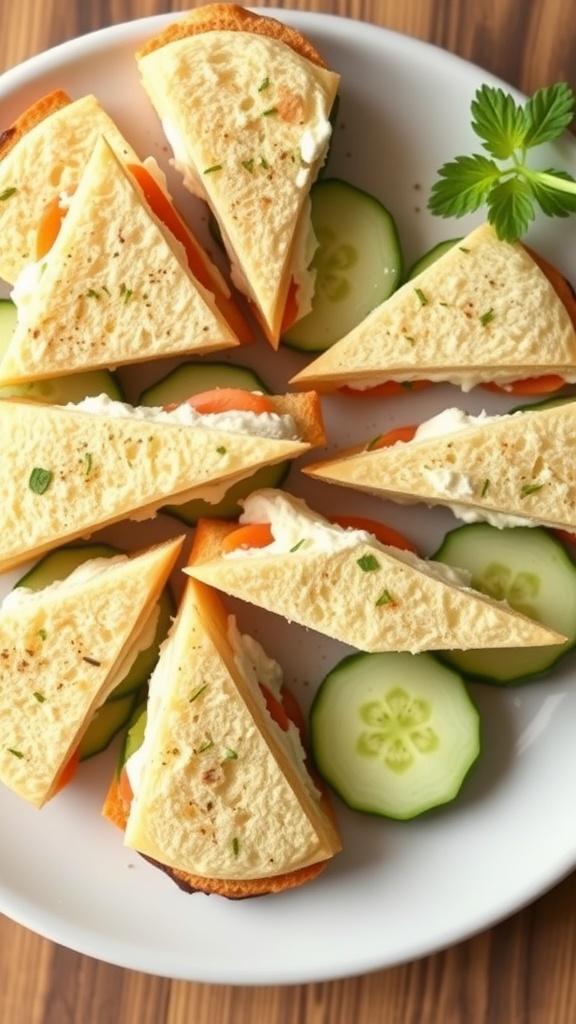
(136, 3, 329, 68)
(0, 89, 71, 159)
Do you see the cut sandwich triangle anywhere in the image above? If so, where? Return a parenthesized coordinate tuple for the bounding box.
(0, 537, 183, 808)
(305, 401, 576, 531)
(137, 29, 340, 347)
(0, 396, 317, 573)
(184, 489, 566, 653)
(0, 136, 239, 386)
(123, 568, 341, 882)
(290, 223, 576, 392)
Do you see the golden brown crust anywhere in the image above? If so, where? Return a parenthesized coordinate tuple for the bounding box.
(0, 89, 71, 160)
(102, 772, 333, 899)
(136, 3, 329, 68)
(268, 391, 327, 447)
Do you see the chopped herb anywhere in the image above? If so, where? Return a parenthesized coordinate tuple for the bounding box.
(403, 335, 415, 344)
(29, 467, 53, 494)
(260, 156, 269, 169)
(357, 554, 380, 572)
(459, 246, 470, 253)
(37, 628, 47, 640)
(203, 164, 222, 174)
(414, 287, 428, 307)
(86, 288, 100, 299)
(290, 538, 306, 552)
(481, 478, 490, 497)
(366, 435, 383, 451)
(262, 106, 278, 117)
(7, 748, 23, 758)
(258, 77, 270, 92)
(189, 684, 208, 703)
(198, 737, 214, 753)
(231, 837, 240, 856)
(120, 283, 133, 303)
(0, 187, 17, 201)
(479, 308, 495, 326)
(224, 748, 238, 760)
(102, 284, 111, 296)
(242, 158, 255, 172)
(521, 482, 544, 497)
(375, 589, 394, 607)
(33, 692, 46, 703)
(82, 656, 101, 666)
(216, 445, 227, 455)
(83, 452, 93, 476)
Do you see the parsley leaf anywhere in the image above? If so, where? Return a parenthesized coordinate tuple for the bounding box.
(428, 82, 576, 241)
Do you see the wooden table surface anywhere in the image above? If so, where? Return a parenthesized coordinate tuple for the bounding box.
(1, 2, 576, 1022)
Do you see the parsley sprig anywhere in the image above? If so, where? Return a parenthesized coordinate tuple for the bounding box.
(428, 82, 576, 242)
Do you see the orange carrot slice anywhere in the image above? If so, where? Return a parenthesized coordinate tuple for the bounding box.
(180, 387, 274, 416)
(329, 513, 418, 554)
(128, 163, 252, 343)
(220, 522, 274, 554)
(54, 747, 80, 795)
(339, 380, 432, 398)
(366, 425, 418, 449)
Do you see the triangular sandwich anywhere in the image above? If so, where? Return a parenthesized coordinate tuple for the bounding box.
(0, 135, 245, 386)
(103, 559, 341, 898)
(290, 224, 576, 392)
(0, 389, 325, 573)
(136, 4, 340, 347)
(305, 401, 576, 531)
(0, 536, 183, 807)
(184, 488, 565, 653)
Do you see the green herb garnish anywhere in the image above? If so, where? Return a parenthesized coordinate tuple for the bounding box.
(204, 164, 222, 174)
(481, 478, 490, 497)
(290, 538, 306, 552)
(414, 288, 428, 307)
(375, 589, 394, 607)
(33, 692, 46, 703)
(428, 82, 576, 241)
(86, 288, 100, 299)
(0, 187, 17, 201)
(521, 482, 544, 497)
(7, 748, 23, 758)
(198, 737, 214, 753)
(120, 283, 133, 303)
(262, 106, 278, 117)
(242, 158, 254, 172)
(479, 308, 495, 326)
(189, 684, 208, 703)
(258, 77, 270, 92)
(216, 446, 227, 455)
(83, 452, 93, 476)
(231, 837, 240, 856)
(224, 748, 238, 760)
(28, 467, 53, 494)
(357, 554, 380, 572)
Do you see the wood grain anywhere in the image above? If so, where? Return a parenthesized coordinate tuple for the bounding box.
(1, 2, 576, 1023)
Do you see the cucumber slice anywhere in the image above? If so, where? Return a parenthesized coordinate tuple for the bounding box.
(139, 361, 289, 522)
(406, 238, 461, 279)
(79, 693, 137, 761)
(116, 703, 147, 777)
(15, 543, 174, 701)
(310, 651, 480, 820)
(433, 524, 576, 684)
(282, 178, 402, 353)
(0, 298, 124, 403)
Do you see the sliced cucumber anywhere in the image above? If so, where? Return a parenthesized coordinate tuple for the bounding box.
(79, 693, 137, 761)
(406, 238, 461, 279)
(139, 361, 289, 522)
(0, 298, 124, 403)
(15, 543, 174, 701)
(433, 524, 576, 684)
(310, 651, 480, 820)
(282, 178, 402, 352)
(115, 703, 147, 778)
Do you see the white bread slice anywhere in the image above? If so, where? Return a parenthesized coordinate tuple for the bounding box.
(0, 92, 142, 284)
(136, 5, 340, 347)
(184, 489, 565, 653)
(304, 402, 576, 531)
(123, 571, 341, 883)
(290, 224, 576, 392)
(0, 536, 183, 808)
(0, 391, 324, 573)
(0, 136, 240, 386)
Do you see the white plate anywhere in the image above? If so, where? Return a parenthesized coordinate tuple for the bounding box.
(1, 8, 576, 986)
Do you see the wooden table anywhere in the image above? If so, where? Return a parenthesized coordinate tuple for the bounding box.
(1, 2, 576, 1022)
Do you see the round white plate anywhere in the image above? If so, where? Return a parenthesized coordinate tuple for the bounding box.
(1, 9, 576, 986)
